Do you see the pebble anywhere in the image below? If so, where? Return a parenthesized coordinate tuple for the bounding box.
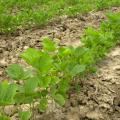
(86, 111, 103, 120)
(4, 105, 17, 116)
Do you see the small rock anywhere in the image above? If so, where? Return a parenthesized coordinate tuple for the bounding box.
(99, 103, 111, 110)
(79, 106, 89, 117)
(23, 46, 29, 50)
(20, 104, 30, 111)
(4, 105, 17, 116)
(4, 51, 9, 56)
(86, 111, 103, 120)
(70, 99, 78, 107)
(0, 59, 7, 67)
(111, 49, 120, 57)
(11, 113, 19, 120)
(115, 106, 120, 112)
(65, 113, 79, 120)
(113, 65, 120, 71)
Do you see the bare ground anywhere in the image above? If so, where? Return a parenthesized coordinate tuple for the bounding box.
(0, 7, 120, 120)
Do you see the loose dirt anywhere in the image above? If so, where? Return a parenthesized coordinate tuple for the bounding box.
(0, 7, 120, 120)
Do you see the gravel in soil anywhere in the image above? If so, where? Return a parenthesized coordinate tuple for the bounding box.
(0, 7, 120, 120)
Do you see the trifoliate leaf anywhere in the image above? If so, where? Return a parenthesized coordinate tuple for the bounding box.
(21, 48, 53, 72)
(58, 79, 70, 95)
(42, 37, 56, 51)
(74, 47, 88, 58)
(70, 64, 86, 76)
(0, 81, 17, 105)
(24, 77, 38, 95)
(50, 76, 60, 85)
(0, 115, 10, 120)
(6, 64, 24, 80)
(58, 47, 73, 57)
(39, 98, 48, 112)
(36, 53, 53, 72)
(14, 93, 35, 104)
(19, 111, 31, 120)
(38, 76, 51, 88)
(21, 48, 41, 66)
(53, 94, 65, 106)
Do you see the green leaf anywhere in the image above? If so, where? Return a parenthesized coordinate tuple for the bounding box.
(58, 47, 73, 57)
(6, 64, 24, 80)
(15, 93, 36, 104)
(0, 81, 17, 106)
(74, 47, 88, 58)
(21, 48, 53, 72)
(19, 111, 31, 120)
(0, 115, 10, 120)
(39, 98, 48, 112)
(58, 79, 70, 95)
(24, 77, 38, 95)
(22, 69, 34, 80)
(36, 53, 53, 72)
(53, 94, 65, 106)
(21, 48, 41, 66)
(0, 81, 8, 104)
(3, 84, 17, 104)
(50, 76, 60, 85)
(80, 50, 95, 65)
(70, 64, 86, 76)
(38, 76, 51, 88)
(42, 37, 56, 51)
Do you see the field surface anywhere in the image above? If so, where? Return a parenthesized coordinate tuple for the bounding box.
(0, 0, 120, 33)
(0, 1, 120, 120)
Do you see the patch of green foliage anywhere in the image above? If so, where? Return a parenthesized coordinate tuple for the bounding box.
(0, 0, 120, 33)
(96, 0, 120, 10)
(0, 13, 120, 119)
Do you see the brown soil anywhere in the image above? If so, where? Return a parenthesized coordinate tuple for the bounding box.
(0, 7, 120, 120)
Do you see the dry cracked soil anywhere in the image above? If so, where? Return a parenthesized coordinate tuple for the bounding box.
(0, 7, 120, 120)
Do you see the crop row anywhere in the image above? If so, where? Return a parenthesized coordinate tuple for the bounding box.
(0, 0, 120, 33)
(0, 12, 120, 120)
